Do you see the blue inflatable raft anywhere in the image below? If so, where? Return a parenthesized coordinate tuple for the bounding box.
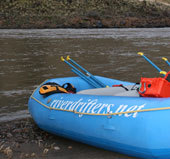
(28, 75, 170, 159)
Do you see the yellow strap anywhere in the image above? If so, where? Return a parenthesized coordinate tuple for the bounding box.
(57, 87, 68, 93)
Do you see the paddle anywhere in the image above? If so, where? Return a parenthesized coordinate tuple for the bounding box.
(61, 56, 100, 88)
(66, 56, 108, 88)
(162, 57, 170, 67)
(138, 52, 167, 76)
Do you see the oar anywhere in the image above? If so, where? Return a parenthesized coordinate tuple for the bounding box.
(162, 57, 170, 67)
(71, 69, 99, 88)
(61, 56, 100, 88)
(138, 52, 167, 76)
(66, 56, 108, 88)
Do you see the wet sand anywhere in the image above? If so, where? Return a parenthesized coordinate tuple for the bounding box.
(0, 118, 139, 159)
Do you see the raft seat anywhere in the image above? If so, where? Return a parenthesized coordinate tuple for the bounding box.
(77, 85, 140, 97)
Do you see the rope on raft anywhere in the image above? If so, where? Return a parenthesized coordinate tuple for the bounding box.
(31, 96, 170, 116)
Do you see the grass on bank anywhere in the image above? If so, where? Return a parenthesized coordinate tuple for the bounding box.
(0, 0, 170, 28)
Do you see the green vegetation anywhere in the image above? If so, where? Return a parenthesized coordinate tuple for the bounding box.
(0, 0, 170, 28)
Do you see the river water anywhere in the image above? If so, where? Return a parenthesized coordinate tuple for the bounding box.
(0, 28, 170, 122)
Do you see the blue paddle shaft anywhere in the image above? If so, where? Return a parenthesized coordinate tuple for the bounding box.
(63, 60, 100, 88)
(165, 60, 170, 67)
(71, 69, 98, 88)
(142, 55, 162, 73)
(69, 58, 106, 87)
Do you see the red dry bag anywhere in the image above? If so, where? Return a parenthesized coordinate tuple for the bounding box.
(139, 72, 170, 98)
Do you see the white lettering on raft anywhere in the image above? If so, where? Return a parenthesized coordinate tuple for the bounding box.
(49, 97, 146, 118)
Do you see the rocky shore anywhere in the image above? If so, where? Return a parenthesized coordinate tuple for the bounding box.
(0, 118, 138, 159)
(0, 0, 170, 28)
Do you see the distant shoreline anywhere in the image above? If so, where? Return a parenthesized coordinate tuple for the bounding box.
(0, 0, 170, 29)
(0, 18, 170, 29)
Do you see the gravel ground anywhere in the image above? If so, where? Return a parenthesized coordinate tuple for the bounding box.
(0, 118, 139, 159)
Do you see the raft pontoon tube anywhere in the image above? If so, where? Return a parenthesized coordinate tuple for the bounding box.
(28, 75, 170, 159)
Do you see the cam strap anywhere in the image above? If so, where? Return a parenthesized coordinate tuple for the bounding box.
(112, 84, 129, 91)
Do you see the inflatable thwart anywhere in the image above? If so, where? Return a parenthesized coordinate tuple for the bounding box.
(28, 53, 170, 159)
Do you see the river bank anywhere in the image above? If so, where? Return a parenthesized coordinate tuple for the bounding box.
(0, 0, 170, 28)
(0, 118, 138, 159)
